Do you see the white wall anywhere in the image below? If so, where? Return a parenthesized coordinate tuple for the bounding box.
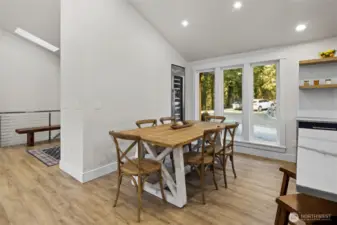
(0, 28, 60, 112)
(60, 0, 187, 182)
(189, 37, 337, 162)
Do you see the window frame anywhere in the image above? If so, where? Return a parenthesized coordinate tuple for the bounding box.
(222, 66, 244, 140)
(193, 59, 286, 150)
(250, 61, 281, 146)
(195, 69, 216, 120)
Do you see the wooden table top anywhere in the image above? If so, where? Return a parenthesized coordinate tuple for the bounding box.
(120, 121, 230, 148)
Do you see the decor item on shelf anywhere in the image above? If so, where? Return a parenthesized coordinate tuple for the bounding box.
(171, 121, 193, 129)
(325, 79, 332, 84)
(313, 80, 319, 86)
(303, 80, 310, 86)
(319, 49, 336, 58)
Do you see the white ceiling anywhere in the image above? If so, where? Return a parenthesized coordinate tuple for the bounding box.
(129, 0, 337, 61)
(0, 0, 60, 49)
(0, 0, 336, 61)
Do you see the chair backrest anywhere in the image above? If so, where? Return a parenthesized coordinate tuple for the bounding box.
(222, 123, 239, 152)
(159, 116, 176, 124)
(201, 127, 223, 162)
(205, 116, 226, 123)
(135, 119, 157, 128)
(109, 131, 142, 174)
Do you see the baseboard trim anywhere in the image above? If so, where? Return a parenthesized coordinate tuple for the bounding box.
(297, 185, 337, 203)
(59, 160, 83, 182)
(235, 140, 286, 153)
(236, 145, 296, 162)
(60, 160, 117, 183)
(82, 162, 117, 183)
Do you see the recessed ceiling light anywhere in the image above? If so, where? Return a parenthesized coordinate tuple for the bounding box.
(181, 20, 189, 27)
(296, 24, 307, 32)
(233, 1, 243, 9)
(14, 28, 59, 52)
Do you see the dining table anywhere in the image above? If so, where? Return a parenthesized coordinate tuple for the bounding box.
(120, 120, 232, 208)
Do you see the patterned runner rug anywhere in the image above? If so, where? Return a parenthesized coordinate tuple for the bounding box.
(27, 146, 60, 166)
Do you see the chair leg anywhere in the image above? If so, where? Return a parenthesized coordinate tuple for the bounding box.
(200, 163, 206, 204)
(137, 175, 142, 222)
(223, 155, 228, 188)
(188, 143, 192, 152)
(158, 170, 166, 203)
(230, 155, 237, 179)
(170, 153, 175, 173)
(211, 163, 218, 190)
(113, 173, 123, 207)
(274, 205, 282, 225)
(195, 166, 201, 177)
(276, 207, 289, 225)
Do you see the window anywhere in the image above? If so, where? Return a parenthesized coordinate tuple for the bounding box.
(223, 68, 243, 139)
(251, 63, 278, 144)
(199, 72, 215, 119)
(194, 60, 283, 148)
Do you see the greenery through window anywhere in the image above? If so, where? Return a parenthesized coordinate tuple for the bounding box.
(252, 64, 277, 144)
(253, 64, 276, 100)
(224, 68, 242, 109)
(200, 72, 214, 111)
(224, 68, 243, 138)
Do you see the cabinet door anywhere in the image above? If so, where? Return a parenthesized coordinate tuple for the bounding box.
(297, 121, 337, 200)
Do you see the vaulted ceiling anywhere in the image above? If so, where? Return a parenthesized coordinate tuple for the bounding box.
(1, 0, 337, 61)
(0, 0, 60, 49)
(130, 0, 337, 61)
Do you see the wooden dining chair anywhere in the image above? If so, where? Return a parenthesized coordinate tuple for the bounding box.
(109, 131, 166, 222)
(159, 116, 176, 124)
(135, 119, 157, 128)
(159, 116, 193, 172)
(207, 123, 239, 188)
(184, 127, 222, 204)
(159, 117, 176, 171)
(135, 119, 162, 158)
(205, 115, 226, 123)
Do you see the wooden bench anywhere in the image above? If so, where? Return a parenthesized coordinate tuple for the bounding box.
(15, 125, 60, 146)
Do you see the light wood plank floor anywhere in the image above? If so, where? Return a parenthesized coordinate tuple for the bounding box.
(0, 141, 296, 225)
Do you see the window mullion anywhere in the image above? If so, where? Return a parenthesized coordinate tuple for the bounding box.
(277, 59, 286, 146)
(242, 63, 253, 141)
(214, 67, 223, 116)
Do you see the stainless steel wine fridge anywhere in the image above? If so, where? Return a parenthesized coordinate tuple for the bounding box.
(171, 65, 185, 121)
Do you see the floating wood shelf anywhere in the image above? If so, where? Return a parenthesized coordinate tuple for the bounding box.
(299, 57, 337, 65)
(299, 84, 337, 89)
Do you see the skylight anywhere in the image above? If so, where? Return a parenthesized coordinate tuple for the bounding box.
(14, 28, 59, 52)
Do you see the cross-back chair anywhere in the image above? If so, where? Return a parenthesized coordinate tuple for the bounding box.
(158, 117, 176, 171)
(202, 116, 226, 149)
(135, 119, 157, 128)
(205, 115, 226, 123)
(135, 119, 162, 158)
(184, 127, 223, 204)
(109, 131, 166, 222)
(159, 116, 193, 173)
(159, 116, 176, 124)
(206, 123, 239, 188)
